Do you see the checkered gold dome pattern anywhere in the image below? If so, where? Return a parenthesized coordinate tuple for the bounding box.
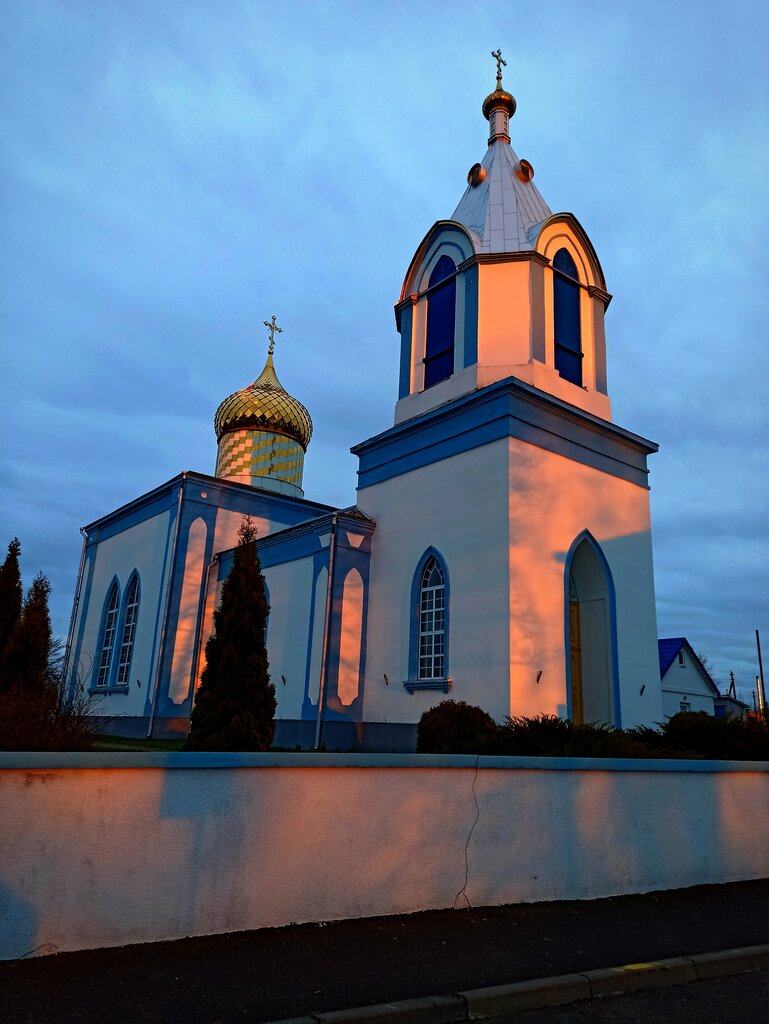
(214, 353, 313, 450)
(214, 352, 313, 491)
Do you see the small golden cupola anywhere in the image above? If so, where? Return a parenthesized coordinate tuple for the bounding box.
(214, 316, 313, 497)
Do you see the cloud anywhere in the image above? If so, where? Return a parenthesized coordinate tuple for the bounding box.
(1, 1, 767, 695)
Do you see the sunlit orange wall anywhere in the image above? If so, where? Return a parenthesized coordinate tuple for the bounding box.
(506, 437, 659, 725)
(477, 261, 532, 367)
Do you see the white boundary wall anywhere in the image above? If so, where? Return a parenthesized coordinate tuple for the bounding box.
(2, 752, 769, 960)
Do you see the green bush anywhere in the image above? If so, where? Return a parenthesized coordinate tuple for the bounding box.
(416, 699, 499, 754)
(655, 711, 769, 761)
(496, 715, 660, 759)
(416, 704, 769, 760)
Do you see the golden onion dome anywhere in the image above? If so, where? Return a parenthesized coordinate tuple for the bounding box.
(482, 86, 516, 121)
(214, 353, 313, 451)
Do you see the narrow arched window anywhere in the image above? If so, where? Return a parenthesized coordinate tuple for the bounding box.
(424, 255, 456, 389)
(96, 582, 119, 687)
(419, 556, 446, 680)
(116, 575, 140, 686)
(553, 248, 582, 386)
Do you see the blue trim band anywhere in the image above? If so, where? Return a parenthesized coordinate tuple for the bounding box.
(5, 751, 769, 772)
(398, 303, 413, 400)
(462, 263, 478, 368)
(353, 375, 657, 491)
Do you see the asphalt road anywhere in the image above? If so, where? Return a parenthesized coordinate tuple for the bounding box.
(510, 970, 769, 1024)
(2, 879, 769, 1024)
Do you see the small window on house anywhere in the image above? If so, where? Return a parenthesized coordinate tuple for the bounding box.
(116, 575, 140, 686)
(419, 556, 446, 680)
(680, 700, 691, 713)
(678, 650, 686, 667)
(424, 255, 456, 389)
(96, 583, 119, 687)
(553, 248, 582, 386)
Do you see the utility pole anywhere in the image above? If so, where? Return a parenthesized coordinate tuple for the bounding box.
(757, 630, 767, 720)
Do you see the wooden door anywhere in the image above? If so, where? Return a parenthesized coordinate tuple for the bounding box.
(569, 600, 584, 725)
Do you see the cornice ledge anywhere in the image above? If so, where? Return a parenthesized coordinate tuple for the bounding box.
(587, 283, 613, 308)
(458, 251, 549, 271)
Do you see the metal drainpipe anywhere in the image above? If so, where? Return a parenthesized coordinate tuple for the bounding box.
(147, 474, 186, 738)
(314, 512, 338, 750)
(61, 527, 88, 698)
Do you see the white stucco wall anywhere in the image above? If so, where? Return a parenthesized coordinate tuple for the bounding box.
(358, 439, 512, 724)
(357, 433, 661, 729)
(2, 753, 768, 960)
(74, 510, 171, 716)
(265, 556, 317, 719)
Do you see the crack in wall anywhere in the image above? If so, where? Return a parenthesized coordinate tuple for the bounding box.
(453, 756, 480, 909)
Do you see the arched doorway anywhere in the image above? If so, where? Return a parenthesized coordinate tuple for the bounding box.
(566, 534, 618, 725)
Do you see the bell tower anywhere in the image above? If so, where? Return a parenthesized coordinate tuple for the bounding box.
(354, 55, 661, 737)
(394, 55, 612, 426)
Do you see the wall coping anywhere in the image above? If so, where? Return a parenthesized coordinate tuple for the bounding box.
(2, 751, 769, 773)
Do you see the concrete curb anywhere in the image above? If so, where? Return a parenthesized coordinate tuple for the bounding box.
(264, 943, 769, 1024)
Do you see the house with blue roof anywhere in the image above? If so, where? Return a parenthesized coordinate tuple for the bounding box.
(658, 638, 721, 718)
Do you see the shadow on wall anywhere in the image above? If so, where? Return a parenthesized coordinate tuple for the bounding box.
(0, 880, 40, 960)
(154, 764, 479, 938)
(464, 767, 737, 907)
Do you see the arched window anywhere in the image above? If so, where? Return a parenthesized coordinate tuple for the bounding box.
(424, 255, 456, 389)
(406, 549, 450, 692)
(96, 582, 120, 687)
(553, 248, 582, 386)
(418, 556, 446, 680)
(116, 574, 140, 687)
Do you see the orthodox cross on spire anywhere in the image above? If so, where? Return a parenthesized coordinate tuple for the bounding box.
(491, 48, 507, 88)
(263, 315, 283, 356)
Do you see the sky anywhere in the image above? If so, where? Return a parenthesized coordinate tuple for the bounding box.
(1, 0, 768, 702)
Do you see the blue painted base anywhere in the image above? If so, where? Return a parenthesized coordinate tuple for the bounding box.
(95, 716, 419, 752)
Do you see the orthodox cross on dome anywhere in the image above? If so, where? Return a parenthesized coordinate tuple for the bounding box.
(491, 48, 507, 88)
(263, 315, 283, 356)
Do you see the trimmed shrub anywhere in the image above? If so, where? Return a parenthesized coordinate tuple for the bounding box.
(496, 715, 660, 759)
(417, 700, 499, 754)
(656, 711, 769, 761)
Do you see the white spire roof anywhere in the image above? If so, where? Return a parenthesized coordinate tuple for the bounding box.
(451, 141, 552, 253)
(451, 65, 552, 254)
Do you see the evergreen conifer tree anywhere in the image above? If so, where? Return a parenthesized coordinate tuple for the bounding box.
(186, 516, 276, 751)
(1, 572, 54, 695)
(0, 538, 22, 670)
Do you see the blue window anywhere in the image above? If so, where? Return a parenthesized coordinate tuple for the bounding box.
(96, 582, 120, 687)
(405, 548, 451, 693)
(553, 248, 582, 386)
(116, 574, 140, 686)
(424, 256, 456, 389)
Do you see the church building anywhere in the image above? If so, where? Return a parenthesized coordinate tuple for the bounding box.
(63, 60, 664, 750)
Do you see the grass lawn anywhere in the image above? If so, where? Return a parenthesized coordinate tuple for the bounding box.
(92, 735, 187, 752)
